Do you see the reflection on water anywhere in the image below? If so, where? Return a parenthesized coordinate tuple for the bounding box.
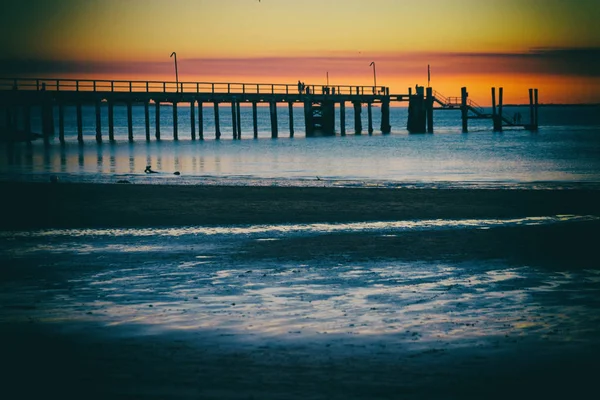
(1, 105, 600, 189)
(1, 214, 597, 239)
(1, 217, 599, 354)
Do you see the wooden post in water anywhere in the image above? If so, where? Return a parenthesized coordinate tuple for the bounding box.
(353, 102, 362, 134)
(197, 101, 204, 140)
(108, 102, 114, 141)
(231, 101, 238, 139)
(288, 102, 294, 137)
(426, 87, 434, 133)
(59, 103, 65, 143)
(76, 102, 83, 142)
(303, 100, 313, 137)
(270, 101, 278, 138)
(252, 102, 258, 138)
(41, 100, 54, 144)
(340, 101, 346, 136)
(155, 101, 161, 140)
(367, 103, 373, 135)
(214, 102, 221, 139)
(190, 101, 196, 140)
(491, 87, 500, 131)
(236, 101, 242, 138)
(95, 100, 102, 143)
(127, 102, 134, 141)
(534, 89, 539, 130)
(460, 87, 468, 133)
(144, 102, 150, 141)
(380, 100, 391, 134)
(172, 102, 178, 140)
(498, 87, 504, 131)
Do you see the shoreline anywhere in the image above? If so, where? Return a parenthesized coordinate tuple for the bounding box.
(1, 181, 599, 230)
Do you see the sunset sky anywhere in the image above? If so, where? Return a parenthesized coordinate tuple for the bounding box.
(1, 0, 599, 104)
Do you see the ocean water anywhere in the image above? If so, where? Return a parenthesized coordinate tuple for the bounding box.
(1, 104, 599, 188)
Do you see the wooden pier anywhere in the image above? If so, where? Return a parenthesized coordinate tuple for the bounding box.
(0, 78, 391, 144)
(0, 77, 538, 143)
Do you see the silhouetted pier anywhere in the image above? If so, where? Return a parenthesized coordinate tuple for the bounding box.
(0, 77, 539, 143)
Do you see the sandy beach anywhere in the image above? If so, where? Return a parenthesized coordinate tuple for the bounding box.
(1, 182, 600, 399)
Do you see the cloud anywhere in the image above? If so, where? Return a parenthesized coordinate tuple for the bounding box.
(1, 48, 599, 81)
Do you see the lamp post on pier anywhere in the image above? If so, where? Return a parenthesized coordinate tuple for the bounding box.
(170, 52, 179, 92)
(370, 61, 377, 92)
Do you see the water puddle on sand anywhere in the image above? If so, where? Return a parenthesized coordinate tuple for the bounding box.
(1, 214, 599, 354)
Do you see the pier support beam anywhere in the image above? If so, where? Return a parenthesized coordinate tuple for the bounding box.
(236, 101, 242, 138)
(190, 101, 196, 140)
(367, 103, 373, 135)
(498, 87, 504, 132)
(534, 89, 539, 130)
(340, 102, 346, 136)
(380, 100, 391, 134)
(426, 87, 434, 133)
(58, 104, 65, 143)
(108, 102, 114, 141)
(95, 100, 102, 143)
(492, 87, 501, 132)
(252, 102, 258, 138)
(270, 101, 278, 138)
(288, 102, 294, 137)
(155, 101, 161, 140)
(353, 102, 362, 134)
(127, 102, 134, 141)
(231, 101, 238, 139)
(172, 102, 178, 140)
(144, 102, 150, 141)
(76, 102, 83, 142)
(461, 87, 468, 133)
(197, 101, 204, 140)
(408, 86, 426, 133)
(214, 102, 221, 139)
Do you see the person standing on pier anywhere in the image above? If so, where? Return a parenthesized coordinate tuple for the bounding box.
(298, 80, 302, 94)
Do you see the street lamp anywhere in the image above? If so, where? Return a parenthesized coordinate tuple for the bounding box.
(170, 52, 179, 92)
(369, 62, 377, 91)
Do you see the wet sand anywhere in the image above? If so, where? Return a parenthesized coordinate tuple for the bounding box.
(1, 181, 600, 399)
(1, 181, 600, 229)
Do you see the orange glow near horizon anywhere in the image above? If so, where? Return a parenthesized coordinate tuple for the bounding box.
(1, 0, 599, 104)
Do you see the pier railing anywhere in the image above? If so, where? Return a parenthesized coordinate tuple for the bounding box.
(0, 78, 388, 97)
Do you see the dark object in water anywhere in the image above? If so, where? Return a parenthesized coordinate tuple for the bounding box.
(174, 171, 181, 176)
(49, 175, 59, 184)
(144, 166, 158, 174)
(117, 180, 132, 184)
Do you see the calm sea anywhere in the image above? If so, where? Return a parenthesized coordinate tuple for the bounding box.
(1, 104, 599, 189)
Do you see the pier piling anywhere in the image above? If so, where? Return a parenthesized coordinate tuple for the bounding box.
(236, 101, 242, 138)
(498, 87, 504, 131)
(380, 100, 391, 134)
(353, 102, 362, 134)
(367, 103, 373, 135)
(144, 102, 150, 141)
(95, 100, 102, 143)
(190, 101, 196, 140)
(270, 101, 278, 138)
(426, 87, 434, 133)
(155, 102, 161, 140)
(108, 102, 114, 141)
(231, 101, 238, 139)
(197, 101, 204, 140)
(288, 102, 294, 137)
(252, 102, 258, 138)
(76, 102, 83, 142)
(461, 87, 468, 133)
(172, 102, 178, 140)
(127, 102, 134, 141)
(340, 102, 346, 136)
(214, 102, 221, 139)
